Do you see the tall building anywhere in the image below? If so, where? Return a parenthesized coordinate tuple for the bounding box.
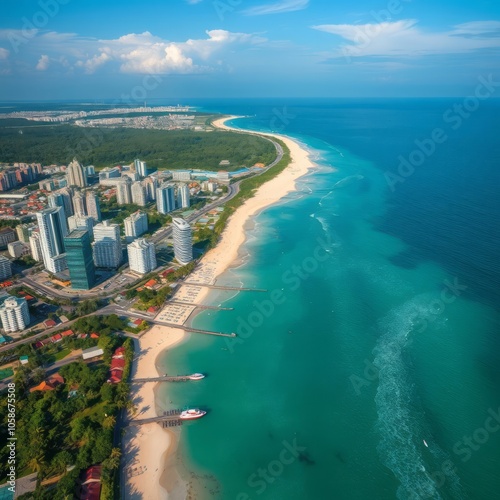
(143, 177, 158, 201)
(48, 192, 68, 221)
(92, 221, 122, 269)
(64, 230, 95, 290)
(134, 159, 148, 178)
(0, 228, 17, 249)
(86, 191, 101, 222)
(99, 167, 121, 181)
(131, 181, 147, 206)
(16, 224, 32, 243)
(116, 178, 132, 205)
(177, 184, 191, 209)
(29, 232, 43, 262)
(0, 256, 12, 280)
(172, 170, 191, 182)
(0, 296, 30, 333)
(127, 238, 156, 274)
(124, 211, 148, 243)
(36, 207, 68, 273)
(67, 158, 88, 188)
(68, 215, 94, 240)
(172, 218, 193, 265)
(58, 188, 74, 217)
(156, 184, 176, 214)
(72, 191, 86, 217)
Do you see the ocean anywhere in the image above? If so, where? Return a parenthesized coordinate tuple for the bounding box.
(157, 98, 500, 500)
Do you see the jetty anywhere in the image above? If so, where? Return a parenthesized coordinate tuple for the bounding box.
(129, 410, 183, 427)
(132, 375, 193, 383)
(182, 282, 268, 292)
(168, 301, 233, 311)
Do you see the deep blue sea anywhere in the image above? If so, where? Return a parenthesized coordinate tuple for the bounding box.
(157, 99, 500, 500)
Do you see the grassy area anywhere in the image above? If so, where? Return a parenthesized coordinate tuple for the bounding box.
(53, 348, 72, 361)
(0, 122, 276, 170)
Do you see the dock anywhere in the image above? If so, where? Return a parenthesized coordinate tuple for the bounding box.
(132, 375, 193, 383)
(128, 409, 183, 427)
(182, 282, 268, 292)
(168, 301, 233, 311)
(152, 320, 236, 337)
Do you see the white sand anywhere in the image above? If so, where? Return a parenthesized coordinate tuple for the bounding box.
(122, 115, 315, 499)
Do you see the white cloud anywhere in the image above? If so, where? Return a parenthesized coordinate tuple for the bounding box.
(0, 47, 9, 60)
(312, 19, 500, 58)
(244, 0, 309, 16)
(36, 54, 50, 70)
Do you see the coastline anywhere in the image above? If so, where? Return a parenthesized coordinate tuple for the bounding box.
(123, 115, 316, 499)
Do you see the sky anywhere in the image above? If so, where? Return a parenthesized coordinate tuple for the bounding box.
(0, 0, 499, 100)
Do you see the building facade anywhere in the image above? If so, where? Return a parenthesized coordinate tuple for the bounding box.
(64, 230, 95, 290)
(0, 256, 12, 280)
(172, 170, 191, 182)
(116, 178, 132, 205)
(72, 191, 86, 217)
(0, 228, 16, 249)
(134, 159, 148, 177)
(67, 158, 88, 188)
(86, 191, 102, 222)
(68, 215, 94, 240)
(131, 181, 147, 206)
(127, 238, 157, 274)
(0, 296, 30, 333)
(177, 184, 191, 209)
(36, 207, 68, 273)
(92, 221, 122, 268)
(29, 232, 43, 262)
(124, 211, 148, 243)
(172, 218, 193, 265)
(156, 184, 176, 214)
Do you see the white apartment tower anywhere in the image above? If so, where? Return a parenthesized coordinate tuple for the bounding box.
(72, 191, 86, 217)
(172, 218, 193, 265)
(116, 178, 132, 205)
(92, 221, 122, 268)
(36, 207, 68, 273)
(127, 238, 157, 274)
(131, 181, 147, 206)
(124, 211, 148, 243)
(134, 159, 148, 178)
(66, 158, 88, 188)
(68, 215, 94, 240)
(0, 296, 30, 333)
(86, 191, 102, 222)
(177, 184, 190, 209)
(29, 232, 43, 262)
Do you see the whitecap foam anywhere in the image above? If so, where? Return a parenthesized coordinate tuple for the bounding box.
(373, 298, 466, 500)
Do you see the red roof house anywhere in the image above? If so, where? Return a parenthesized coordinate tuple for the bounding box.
(78, 465, 102, 500)
(44, 319, 57, 328)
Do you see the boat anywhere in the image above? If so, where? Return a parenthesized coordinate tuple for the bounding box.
(180, 409, 206, 420)
(189, 373, 205, 380)
(423, 440, 429, 448)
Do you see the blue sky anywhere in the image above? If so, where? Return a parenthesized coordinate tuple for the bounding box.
(0, 0, 499, 100)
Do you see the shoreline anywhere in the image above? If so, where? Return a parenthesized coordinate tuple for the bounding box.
(123, 115, 316, 499)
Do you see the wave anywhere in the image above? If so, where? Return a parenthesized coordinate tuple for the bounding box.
(373, 297, 466, 500)
(333, 174, 364, 189)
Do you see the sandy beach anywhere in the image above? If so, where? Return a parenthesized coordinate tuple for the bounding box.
(123, 116, 315, 499)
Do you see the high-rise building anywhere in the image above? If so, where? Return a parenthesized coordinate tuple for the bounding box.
(16, 224, 32, 243)
(58, 188, 74, 217)
(36, 207, 68, 273)
(172, 170, 191, 181)
(72, 191, 86, 217)
(86, 191, 101, 222)
(127, 238, 156, 274)
(29, 232, 43, 262)
(156, 184, 176, 214)
(116, 178, 132, 205)
(172, 218, 193, 265)
(0, 296, 30, 333)
(143, 177, 158, 201)
(64, 230, 95, 290)
(0, 228, 17, 249)
(99, 167, 121, 181)
(68, 215, 94, 240)
(0, 256, 12, 280)
(131, 181, 147, 206)
(67, 158, 88, 188)
(177, 184, 191, 209)
(92, 221, 122, 268)
(124, 211, 148, 243)
(48, 192, 68, 221)
(134, 159, 148, 178)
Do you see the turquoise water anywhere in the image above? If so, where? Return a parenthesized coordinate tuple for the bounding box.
(159, 100, 500, 500)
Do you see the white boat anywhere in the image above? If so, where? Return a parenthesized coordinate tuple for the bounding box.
(189, 373, 205, 380)
(423, 440, 429, 448)
(180, 409, 206, 420)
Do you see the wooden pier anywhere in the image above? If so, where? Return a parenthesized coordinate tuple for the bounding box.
(132, 375, 193, 383)
(168, 300, 233, 311)
(128, 409, 183, 427)
(152, 320, 236, 337)
(182, 282, 267, 292)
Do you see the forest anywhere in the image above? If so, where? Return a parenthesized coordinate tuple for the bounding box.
(0, 121, 276, 171)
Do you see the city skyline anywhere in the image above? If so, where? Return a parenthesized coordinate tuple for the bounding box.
(0, 0, 499, 100)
